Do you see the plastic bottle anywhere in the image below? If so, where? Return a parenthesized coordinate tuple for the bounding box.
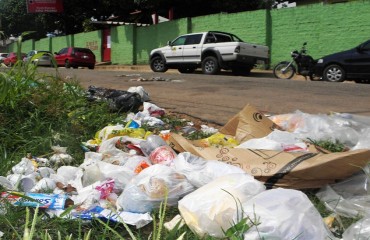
(140, 135, 176, 165)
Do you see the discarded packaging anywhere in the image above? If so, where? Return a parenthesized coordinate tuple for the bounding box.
(178, 173, 266, 238)
(1, 192, 71, 210)
(169, 105, 370, 189)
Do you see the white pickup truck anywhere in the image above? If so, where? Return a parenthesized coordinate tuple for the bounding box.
(149, 31, 269, 75)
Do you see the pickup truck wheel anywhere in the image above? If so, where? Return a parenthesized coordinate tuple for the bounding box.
(178, 67, 196, 74)
(323, 64, 345, 82)
(202, 56, 219, 75)
(150, 56, 168, 72)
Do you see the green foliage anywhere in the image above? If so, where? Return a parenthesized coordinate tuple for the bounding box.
(0, 64, 127, 175)
(307, 138, 347, 152)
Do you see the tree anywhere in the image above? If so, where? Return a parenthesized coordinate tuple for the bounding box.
(0, 0, 275, 40)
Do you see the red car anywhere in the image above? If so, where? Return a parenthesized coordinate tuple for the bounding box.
(3, 52, 27, 66)
(54, 47, 96, 69)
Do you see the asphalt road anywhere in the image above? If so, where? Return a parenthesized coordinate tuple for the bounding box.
(38, 66, 370, 126)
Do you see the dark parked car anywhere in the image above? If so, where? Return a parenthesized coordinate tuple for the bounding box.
(54, 47, 95, 69)
(3, 52, 27, 66)
(315, 40, 370, 83)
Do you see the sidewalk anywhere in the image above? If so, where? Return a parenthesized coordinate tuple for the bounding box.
(95, 63, 152, 72)
(94, 63, 310, 80)
(95, 62, 274, 74)
(95, 62, 316, 81)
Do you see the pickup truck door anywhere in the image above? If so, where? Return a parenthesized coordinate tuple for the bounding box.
(182, 34, 203, 62)
(164, 36, 186, 63)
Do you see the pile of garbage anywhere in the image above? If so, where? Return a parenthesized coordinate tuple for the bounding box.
(1, 86, 370, 239)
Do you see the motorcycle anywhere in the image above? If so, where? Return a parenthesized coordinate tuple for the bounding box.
(273, 42, 320, 80)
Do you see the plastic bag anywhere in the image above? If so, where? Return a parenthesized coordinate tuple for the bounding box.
(127, 86, 150, 102)
(97, 136, 130, 161)
(173, 152, 245, 188)
(316, 167, 370, 218)
(12, 158, 36, 175)
(236, 129, 308, 152)
(196, 132, 239, 147)
(242, 188, 334, 240)
(142, 102, 165, 117)
(86, 86, 142, 113)
(49, 146, 73, 168)
(117, 164, 194, 213)
(352, 128, 370, 150)
(95, 161, 134, 192)
(178, 173, 265, 238)
(269, 111, 362, 148)
(123, 156, 152, 174)
(342, 215, 370, 240)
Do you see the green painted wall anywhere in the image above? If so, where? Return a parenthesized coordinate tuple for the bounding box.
(34, 38, 50, 52)
(22, 40, 35, 54)
(270, 1, 370, 65)
(74, 30, 102, 61)
(6, 1, 370, 68)
(191, 10, 267, 46)
(110, 25, 135, 65)
(135, 18, 189, 64)
(52, 35, 74, 53)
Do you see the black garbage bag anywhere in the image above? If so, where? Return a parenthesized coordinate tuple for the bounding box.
(86, 86, 142, 113)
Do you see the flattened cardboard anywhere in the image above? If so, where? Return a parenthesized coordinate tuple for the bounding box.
(219, 104, 280, 143)
(169, 133, 370, 189)
(169, 104, 370, 189)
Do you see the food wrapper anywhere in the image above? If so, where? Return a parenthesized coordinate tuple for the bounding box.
(1, 192, 71, 210)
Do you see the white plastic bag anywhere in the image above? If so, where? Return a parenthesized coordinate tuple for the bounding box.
(242, 188, 333, 240)
(178, 173, 265, 238)
(117, 164, 194, 213)
(352, 128, 370, 150)
(127, 86, 150, 102)
(316, 168, 370, 218)
(49, 146, 73, 167)
(12, 158, 35, 175)
(173, 152, 245, 188)
(342, 215, 370, 240)
(269, 111, 362, 148)
(236, 129, 308, 152)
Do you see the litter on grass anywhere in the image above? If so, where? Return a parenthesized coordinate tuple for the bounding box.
(1, 86, 370, 239)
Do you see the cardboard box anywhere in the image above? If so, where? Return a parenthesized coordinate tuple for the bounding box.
(169, 105, 370, 189)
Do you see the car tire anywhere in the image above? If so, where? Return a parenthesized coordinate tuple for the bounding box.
(323, 64, 345, 82)
(65, 59, 71, 68)
(178, 67, 196, 74)
(150, 56, 168, 72)
(88, 65, 95, 70)
(202, 56, 220, 75)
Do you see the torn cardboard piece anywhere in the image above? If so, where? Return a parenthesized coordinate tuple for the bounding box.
(219, 104, 280, 142)
(169, 104, 370, 189)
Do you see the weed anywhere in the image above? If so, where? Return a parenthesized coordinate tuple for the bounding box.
(307, 138, 347, 152)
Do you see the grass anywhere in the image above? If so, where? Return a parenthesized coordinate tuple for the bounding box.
(0, 58, 367, 239)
